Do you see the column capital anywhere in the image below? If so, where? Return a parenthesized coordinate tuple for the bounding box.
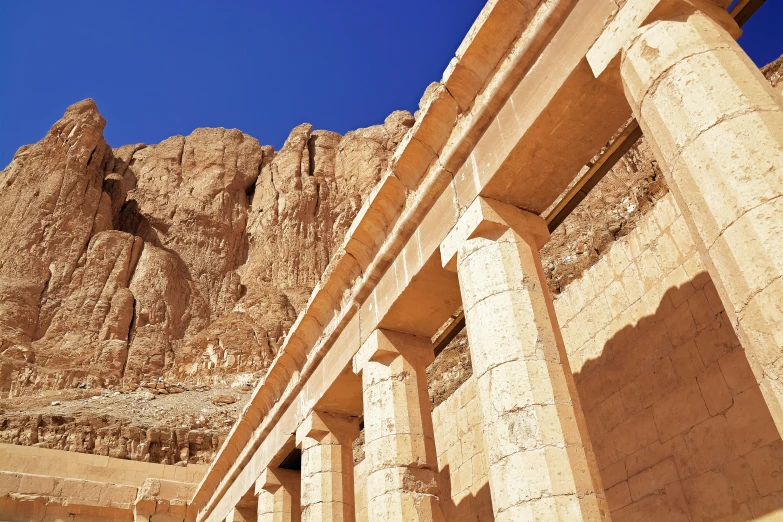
(352, 328, 434, 376)
(587, 0, 740, 77)
(256, 468, 285, 496)
(439, 196, 549, 272)
(255, 467, 301, 522)
(295, 410, 360, 447)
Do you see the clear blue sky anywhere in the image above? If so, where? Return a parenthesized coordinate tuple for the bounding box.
(1, 1, 781, 168)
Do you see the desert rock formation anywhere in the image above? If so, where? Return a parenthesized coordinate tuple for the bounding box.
(0, 99, 412, 463)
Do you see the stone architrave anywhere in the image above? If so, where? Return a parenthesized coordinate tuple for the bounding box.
(352, 329, 445, 522)
(295, 411, 360, 522)
(620, 1, 783, 434)
(440, 197, 607, 521)
(256, 468, 301, 522)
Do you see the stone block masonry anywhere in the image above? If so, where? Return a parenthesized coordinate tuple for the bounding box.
(431, 377, 493, 522)
(0, 443, 204, 520)
(555, 192, 783, 521)
(0, 443, 207, 487)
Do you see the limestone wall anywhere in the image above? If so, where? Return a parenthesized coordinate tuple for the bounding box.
(432, 376, 493, 521)
(554, 193, 783, 521)
(0, 472, 138, 521)
(0, 443, 206, 486)
(0, 444, 201, 520)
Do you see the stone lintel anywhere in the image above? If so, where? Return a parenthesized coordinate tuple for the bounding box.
(439, 196, 550, 272)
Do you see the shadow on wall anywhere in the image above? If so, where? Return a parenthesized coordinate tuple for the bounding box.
(574, 272, 783, 522)
(437, 464, 493, 522)
(429, 373, 494, 521)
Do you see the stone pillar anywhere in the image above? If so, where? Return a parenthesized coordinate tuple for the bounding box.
(440, 197, 606, 521)
(256, 468, 301, 522)
(352, 329, 444, 522)
(295, 411, 359, 522)
(620, 2, 783, 433)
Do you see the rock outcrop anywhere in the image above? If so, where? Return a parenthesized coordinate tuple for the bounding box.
(762, 53, 783, 93)
(0, 99, 411, 393)
(0, 99, 412, 462)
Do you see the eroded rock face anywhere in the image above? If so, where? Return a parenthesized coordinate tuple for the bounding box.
(114, 128, 268, 386)
(0, 413, 221, 464)
(0, 99, 412, 462)
(0, 100, 116, 392)
(167, 111, 412, 384)
(762, 54, 783, 92)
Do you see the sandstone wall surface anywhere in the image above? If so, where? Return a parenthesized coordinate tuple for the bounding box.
(555, 193, 783, 521)
(431, 376, 493, 522)
(0, 472, 195, 522)
(0, 444, 201, 521)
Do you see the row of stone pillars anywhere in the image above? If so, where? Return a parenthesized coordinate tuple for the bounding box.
(236, 203, 603, 522)
(246, 330, 444, 522)
(237, 201, 605, 522)
(230, 2, 783, 520)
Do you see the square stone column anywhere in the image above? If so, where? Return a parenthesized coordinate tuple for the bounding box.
(256, 468, 301, 522)
(440, 197, 607, 521)
(295, 411, 360, 522)
(352, 329, 444, 522)
(620, 1, 783, 434)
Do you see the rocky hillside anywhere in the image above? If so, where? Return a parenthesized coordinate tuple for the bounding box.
(0, 99, 412, 463)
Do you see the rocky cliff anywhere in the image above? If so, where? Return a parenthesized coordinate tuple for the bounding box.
(0, 99, 412, 463)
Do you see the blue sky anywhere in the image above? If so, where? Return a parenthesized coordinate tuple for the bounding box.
(1, 1, 781, 168)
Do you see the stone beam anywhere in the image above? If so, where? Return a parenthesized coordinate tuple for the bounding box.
(587, 0, 737, 77)
(453, 0, 632, 215)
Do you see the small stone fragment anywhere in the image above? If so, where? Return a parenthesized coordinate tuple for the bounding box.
(211, 394, 237, 406)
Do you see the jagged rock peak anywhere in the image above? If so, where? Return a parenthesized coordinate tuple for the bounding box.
(0, 98, 413, 398)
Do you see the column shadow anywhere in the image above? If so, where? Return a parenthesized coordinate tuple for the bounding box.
(436, 463, 494, 521)
(572, 273, 783, 521)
